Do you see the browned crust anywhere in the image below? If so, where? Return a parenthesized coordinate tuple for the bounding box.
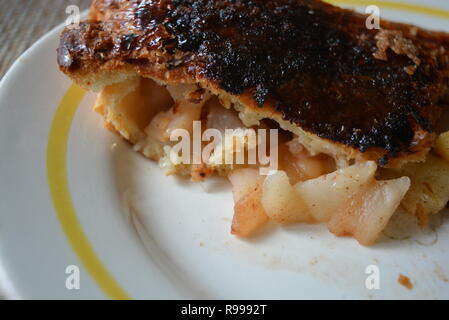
(57, 0, 449, 166)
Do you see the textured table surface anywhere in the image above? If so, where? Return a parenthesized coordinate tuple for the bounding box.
(0, 0, 91, 79)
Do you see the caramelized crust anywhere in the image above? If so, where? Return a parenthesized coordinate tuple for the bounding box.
(58, 0, 449, 166)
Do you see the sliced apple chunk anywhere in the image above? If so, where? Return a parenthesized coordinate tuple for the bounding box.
(399, 154, 449, 216)
(328, 177, 411, 246)
(262, 171, 311, 223)
(232, 186, 270, 237)
(434, 131, 449, 163)
(294, 161, 377, 222)
(261, 161, 377, 224)
(228, 169, 269, 237)
(229, 168, 261, 202)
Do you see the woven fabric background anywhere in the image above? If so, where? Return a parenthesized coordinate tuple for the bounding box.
(0, 0, 91, 79)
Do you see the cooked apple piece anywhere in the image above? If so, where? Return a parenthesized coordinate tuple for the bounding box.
(232, 187, 270, 237)
(294, 161, 377, 222)
(207, 98, 245, 132)
(229, 168, 261, 202)
(382, 154, 449, 216)
(146, 84, 211, 143)
(228, 169, 269, 237)
(280, 139, 336, 184)
(434, 131, 449, 162)
(262, 162, 377, 224)
(261, 161, 409, 245)
(402, 154, 449, 216)
(261, 171, 311, 223)
(95, 78, 173, 143)
(328, 177, 411, 246)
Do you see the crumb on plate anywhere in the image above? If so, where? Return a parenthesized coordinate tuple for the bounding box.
(398, 274, 414, 290)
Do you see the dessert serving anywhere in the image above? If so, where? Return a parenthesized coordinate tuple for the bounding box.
(57, 0, 449, 245)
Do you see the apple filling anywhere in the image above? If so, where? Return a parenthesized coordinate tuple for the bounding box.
(93, 77, 449, 246)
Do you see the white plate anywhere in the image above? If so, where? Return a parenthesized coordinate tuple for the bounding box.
(1, 0, 449, 300)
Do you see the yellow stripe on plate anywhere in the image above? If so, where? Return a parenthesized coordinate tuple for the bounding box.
(328, 0, 449, 20)
(47, 85, 131, 300)
(46, 1, 449, 300)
